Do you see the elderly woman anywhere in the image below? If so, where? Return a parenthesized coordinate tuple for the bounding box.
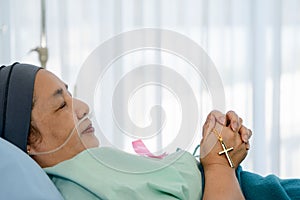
(0, 63, 299, 200)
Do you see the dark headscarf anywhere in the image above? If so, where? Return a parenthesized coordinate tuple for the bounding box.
(0, 63, 40, 153)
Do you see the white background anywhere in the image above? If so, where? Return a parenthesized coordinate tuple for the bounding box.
(1, 0, 300, 178)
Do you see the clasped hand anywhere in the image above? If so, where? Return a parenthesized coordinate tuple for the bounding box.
(200, 110, 252, 169)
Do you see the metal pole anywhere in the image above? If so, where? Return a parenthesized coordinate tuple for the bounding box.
(30, 0, 48, 68)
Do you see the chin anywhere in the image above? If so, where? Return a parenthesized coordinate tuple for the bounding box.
(81, 135, 100, 149)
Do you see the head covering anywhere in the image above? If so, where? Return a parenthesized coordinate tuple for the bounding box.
(0, 63, 40, 153)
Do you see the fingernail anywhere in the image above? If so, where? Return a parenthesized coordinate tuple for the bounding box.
(242, 135, 248, 143)
(218, 116, 226, 125)
(232, 122, 238, 131)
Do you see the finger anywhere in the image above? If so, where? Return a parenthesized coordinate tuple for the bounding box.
(226, 110, 240, 132)
(239, 125, 248, 142)
(200, 115, 220, 158)
(202, 113, 216, 138)
(209, 110, 226, 126)
(246, 142, 250, 150)
(237, 117, 243, 132)
(239, 125, 251, 143)
(248, 129, 253, 140)
(239, 117, 243, 127)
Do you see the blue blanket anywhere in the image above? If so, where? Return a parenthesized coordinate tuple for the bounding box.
(199, 164, 300, 199)
(237, 167, 300, 200)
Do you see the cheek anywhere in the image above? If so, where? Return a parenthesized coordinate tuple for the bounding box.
(37, 111, 76, 146)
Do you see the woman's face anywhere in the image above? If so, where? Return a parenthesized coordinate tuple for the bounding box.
(27, 69, 99, 167)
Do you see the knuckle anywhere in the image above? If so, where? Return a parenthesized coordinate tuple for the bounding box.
(209, 110, 222, 117)
(203, 121, 210, 129)
(227, 110, 235, 116)
(239, 117, 243, 124)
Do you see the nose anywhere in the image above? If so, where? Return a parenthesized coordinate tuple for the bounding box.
(73, 98, 90, 120)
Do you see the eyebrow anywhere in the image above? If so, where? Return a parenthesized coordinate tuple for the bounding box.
(52, 84, 68, 98)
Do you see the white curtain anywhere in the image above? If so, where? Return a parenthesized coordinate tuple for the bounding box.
(1, 0, 300, 178)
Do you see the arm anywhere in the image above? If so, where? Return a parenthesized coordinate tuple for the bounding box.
(203, 164, 244, 200)
(200, 111, 251, 200)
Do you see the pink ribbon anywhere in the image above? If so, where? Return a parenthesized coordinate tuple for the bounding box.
(132, 139, 168, 159)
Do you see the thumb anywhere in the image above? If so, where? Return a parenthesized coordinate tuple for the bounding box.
(200, 116, 219, 158)
(202, 114, 216, 139)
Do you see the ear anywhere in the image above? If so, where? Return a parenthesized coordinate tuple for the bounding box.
(27, 120, 43, 152)
(27, 130, 41, 156)
(27, 143, 41, 156)
(27, 144, 32, 155)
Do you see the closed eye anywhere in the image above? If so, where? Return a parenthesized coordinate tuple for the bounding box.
(58, 101, 67, 110)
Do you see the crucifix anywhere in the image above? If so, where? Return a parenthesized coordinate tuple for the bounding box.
(213, 129, 235, 168)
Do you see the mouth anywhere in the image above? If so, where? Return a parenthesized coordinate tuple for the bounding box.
(81, 123, 95, 135)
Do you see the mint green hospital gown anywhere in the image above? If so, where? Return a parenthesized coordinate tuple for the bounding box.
(44, 147, 202, 200)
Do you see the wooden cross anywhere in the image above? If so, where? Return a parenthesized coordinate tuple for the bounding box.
(218, 137, 234, 168)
